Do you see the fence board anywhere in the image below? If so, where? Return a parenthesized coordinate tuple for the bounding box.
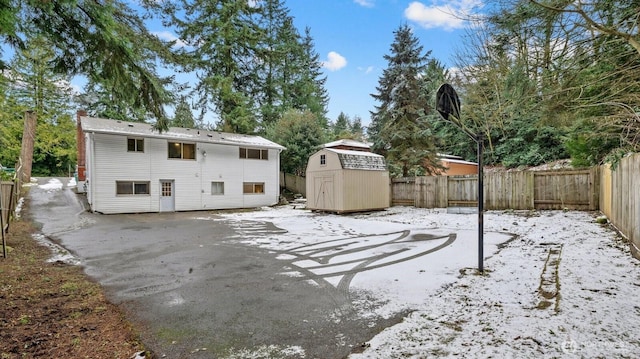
(392, 177, 416, 206)
(415, 176, 447, 208)
(447, 176, 477, 207)
(533, 169, 595, 210)
(601, 154, 640, 259)
(485, 171, 534, 210)
(1, 181, 15, 232)
(280, 172, 306, 197)
(392, 169, 598, 211)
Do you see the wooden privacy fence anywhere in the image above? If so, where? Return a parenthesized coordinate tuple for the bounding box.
(599, 154, 640, 259)
(280, 172, 306, 197)
(394, 168, 599, 211)
(1, 181, 17, 258)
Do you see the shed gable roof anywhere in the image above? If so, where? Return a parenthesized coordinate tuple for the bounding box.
(80, 116, 285, 150)
(327, 149, 387, 171)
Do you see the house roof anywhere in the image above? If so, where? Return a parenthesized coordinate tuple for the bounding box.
(326, 148, 387, 171)
(80, 116, 285, 150)
(323, 139, 372, 150)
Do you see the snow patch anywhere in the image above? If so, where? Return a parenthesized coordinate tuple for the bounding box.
(38, 178, 63, 191)
(31, 233, 81, 266)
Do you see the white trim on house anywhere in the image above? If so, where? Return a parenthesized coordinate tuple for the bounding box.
(81, 116, 284, 214)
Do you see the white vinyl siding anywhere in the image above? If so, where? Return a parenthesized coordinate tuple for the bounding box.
(85, 133, 280, 213)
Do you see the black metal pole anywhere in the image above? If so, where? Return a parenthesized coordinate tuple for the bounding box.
(477, 133, 484, 272)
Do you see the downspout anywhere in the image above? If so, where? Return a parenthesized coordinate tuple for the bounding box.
(277, 148, 282, 204)
(89, 132, 96, 210)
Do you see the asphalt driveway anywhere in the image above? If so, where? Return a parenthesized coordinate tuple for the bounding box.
(27, 178, 405, 358)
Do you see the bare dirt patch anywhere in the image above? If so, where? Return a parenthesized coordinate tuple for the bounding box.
(0, 219, 146, 358)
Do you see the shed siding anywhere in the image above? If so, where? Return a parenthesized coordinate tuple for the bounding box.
(306, 149, 390, 213)
(341, 170, 390, 211)
(87, 133, 280, 214)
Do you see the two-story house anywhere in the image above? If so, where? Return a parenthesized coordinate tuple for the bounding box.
(77, 115, 285, 214)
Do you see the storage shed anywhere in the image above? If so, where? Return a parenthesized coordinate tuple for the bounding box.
(306, 146, 390, 213)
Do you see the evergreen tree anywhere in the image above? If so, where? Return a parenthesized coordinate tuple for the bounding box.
(294, 27, 329, 124)
(1, 35, 76, 175)
(170, 0, 259, 134)
(350, 115, 365, 141)
(369, 24, 441, 177)
(171, 96, 198, 128)
(265, 109, 326, 176)
(332, 112, 351, 139)
(253, 0, 298, 128)
(2, 0, 173, 130)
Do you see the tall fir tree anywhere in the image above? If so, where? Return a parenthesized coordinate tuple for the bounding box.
(332, 112, 350, 139)
(171, 96, 199, 129)
(171, 0, 260, 134)
(2, 0, 174, 130)
(369, 24, 441, 177)
(2, 35, 76, 175)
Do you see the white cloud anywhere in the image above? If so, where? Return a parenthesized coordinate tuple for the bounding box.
(354, 0, 374, 8)
(322, 51, 347, 71)
(152, 31, 189, 48)
(404, 0, 483, 31)
(358, 66, 375, 74)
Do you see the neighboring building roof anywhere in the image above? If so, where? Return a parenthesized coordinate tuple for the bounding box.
(326, 148, 387, 171)
(80, 116, 285, 150)
(441, 158, 478, 166)
(323, 139, 372, 150)
(438, 153, 464, 160)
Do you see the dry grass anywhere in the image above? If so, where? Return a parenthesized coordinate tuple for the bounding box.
(0, 219, 147, 358)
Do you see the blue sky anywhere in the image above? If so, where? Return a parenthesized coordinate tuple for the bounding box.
(152, 0, 484, 127)
(283, 0, 483, 126)
(2, 0, 483, 128)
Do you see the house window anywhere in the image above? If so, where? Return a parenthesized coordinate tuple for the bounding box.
(239, 147, 268, 160)
(243, 182, 265, 194)
(320, 154, 326, 165)
(211, 181, 224, 195)
(127, 138, 144, 152)
(168, 142, 196, 160)
(116, 181, 150, 195)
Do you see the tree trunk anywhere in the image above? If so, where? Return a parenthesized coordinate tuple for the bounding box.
(19, 111, 37, 183)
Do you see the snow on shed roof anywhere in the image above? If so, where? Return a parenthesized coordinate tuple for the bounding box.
(323, 139, 372, 149)
(80, 116, 285, 150)
(326, 148, 387, 171)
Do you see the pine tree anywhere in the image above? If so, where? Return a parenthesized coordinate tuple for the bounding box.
(350, 116, 365, 141)
(369, 24, 441, 177)
(332, 112, 351, 139)
(2, 35, 77, 175)
(170, 0, 259, 134)
(265, 109, 326, 176)
(294, 27, 329, 124)
(2, 0, 173, 130)
(171, 96, 198, 129)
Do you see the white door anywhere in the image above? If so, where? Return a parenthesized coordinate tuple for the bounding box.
(159, 180, 175, 212)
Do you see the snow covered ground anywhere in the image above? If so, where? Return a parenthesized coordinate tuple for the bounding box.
(213, 205, 640, 358)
